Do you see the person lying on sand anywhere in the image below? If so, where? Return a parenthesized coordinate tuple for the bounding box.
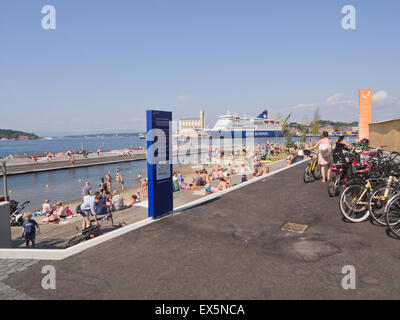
(46, 211, 59, 224)
(217, 178, 228, 191)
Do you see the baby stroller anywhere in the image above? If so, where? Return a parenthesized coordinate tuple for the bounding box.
(10, 200, 30, 227)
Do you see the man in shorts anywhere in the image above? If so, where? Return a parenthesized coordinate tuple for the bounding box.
(80, 194, 102, 229)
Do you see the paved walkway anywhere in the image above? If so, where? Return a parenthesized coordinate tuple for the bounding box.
(4, 162, 400, 299)
(0, 259, 37, 300)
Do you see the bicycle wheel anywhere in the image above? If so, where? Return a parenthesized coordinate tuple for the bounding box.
(327, 171, 338, 197)
(369, 187, 396, 226)
(313, 163, 321, 180)
(339, 183, 370, 222)
(303, 165, 313, 183)
(65, 233, 87, 248)
(385, 195, 400, 238)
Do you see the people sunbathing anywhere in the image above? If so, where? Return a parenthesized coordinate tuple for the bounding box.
(46, 211, 59, 224)
(55, 201, 67, 218)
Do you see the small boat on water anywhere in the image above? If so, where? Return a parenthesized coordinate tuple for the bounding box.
(139, 134, 146, 139)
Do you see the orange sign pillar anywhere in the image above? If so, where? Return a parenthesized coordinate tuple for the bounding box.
(359, 89, 373, 139)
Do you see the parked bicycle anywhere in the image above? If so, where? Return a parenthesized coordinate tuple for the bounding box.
(369, 155, 400, 226)
(385, 190, 400, 238)
(303, 150, 321, 183)
(66, 212, 115, 248)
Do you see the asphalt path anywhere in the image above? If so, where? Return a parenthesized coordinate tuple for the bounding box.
(4, 163, 400, 299)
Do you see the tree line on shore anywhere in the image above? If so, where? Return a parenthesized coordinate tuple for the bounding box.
(0, 129, 39, 140)
(278, 107, 358, 148)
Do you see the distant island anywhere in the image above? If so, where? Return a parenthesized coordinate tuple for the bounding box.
(65, 132, 145, 138)
(319, 120, 359, 128)
(0, 129, 39, 140)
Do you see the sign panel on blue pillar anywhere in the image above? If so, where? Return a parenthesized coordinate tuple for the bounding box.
(146, 110, 173, 219)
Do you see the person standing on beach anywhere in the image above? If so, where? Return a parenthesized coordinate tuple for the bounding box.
(138, 172, 142, 188)
(141, 178, 148, 198)
(120, 175, 125, 190)
(99, 177, 107, 193)
(82, 181, 92, 199)
(80, 194, 100, 229)
(106, 172, 112, 192)
(115, 168, 120, 183)
(115, 168, 121, 190)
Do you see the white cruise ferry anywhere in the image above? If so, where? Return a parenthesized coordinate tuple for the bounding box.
(208, 110, 283, 138)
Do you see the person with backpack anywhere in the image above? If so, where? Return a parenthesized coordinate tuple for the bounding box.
(21, 213, 40, 248)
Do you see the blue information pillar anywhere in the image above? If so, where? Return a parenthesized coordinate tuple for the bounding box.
(146, 110, 173, 219)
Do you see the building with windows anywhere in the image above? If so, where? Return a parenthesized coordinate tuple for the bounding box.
(178, 110, 205, 136)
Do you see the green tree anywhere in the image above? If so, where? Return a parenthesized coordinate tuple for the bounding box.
(298, 116, 309, 145)
(311, 107, 321, 136)
(299, 124, 308, 144)
(281, 113, 295, 148)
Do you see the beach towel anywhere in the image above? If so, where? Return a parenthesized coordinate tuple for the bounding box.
(192, 189, 205, 195)
(134, 201, 148, 208)
(32, 212, 45, 217)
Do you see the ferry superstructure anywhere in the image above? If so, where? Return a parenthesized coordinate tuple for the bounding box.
(208, 110, 283, 138)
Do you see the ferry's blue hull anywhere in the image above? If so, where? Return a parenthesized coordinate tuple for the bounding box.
(208, 130, 283, 138)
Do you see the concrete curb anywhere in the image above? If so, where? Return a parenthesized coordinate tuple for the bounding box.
(0, 158, 308, 261)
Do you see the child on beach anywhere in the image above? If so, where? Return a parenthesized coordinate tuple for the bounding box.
(204, 182, 213, 195)
(21, 213, 40, 248)
(42, 199, 52, 215)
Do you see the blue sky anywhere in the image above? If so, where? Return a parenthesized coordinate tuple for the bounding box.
(0, 0, 399, 135)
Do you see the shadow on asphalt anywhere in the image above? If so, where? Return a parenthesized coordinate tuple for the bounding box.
(172, 196, 221, 214)
(385, 228, 400, 240)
